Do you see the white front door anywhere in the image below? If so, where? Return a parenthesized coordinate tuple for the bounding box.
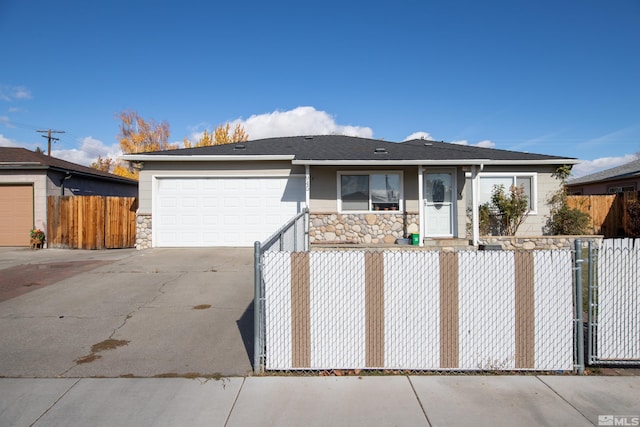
(424, 170, 455, 237)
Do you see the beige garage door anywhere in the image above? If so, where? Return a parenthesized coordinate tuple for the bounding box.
(0, 185, 34, 246)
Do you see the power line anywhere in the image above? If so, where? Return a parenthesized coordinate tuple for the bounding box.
(36, 129, 66, 156)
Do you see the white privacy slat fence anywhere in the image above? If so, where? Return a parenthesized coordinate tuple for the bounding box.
(592, 238, 640, 362)
(263, 249, 574, 372)
(384, 252, 440, 369)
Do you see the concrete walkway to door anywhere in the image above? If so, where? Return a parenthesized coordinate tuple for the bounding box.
(0, 247, 255, 378)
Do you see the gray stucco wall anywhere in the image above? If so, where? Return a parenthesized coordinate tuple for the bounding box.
(460, 165, 563, 237)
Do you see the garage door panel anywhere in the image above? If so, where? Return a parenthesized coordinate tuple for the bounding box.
(0, 185, 34, 246)
(156, 177, 304, 247)
(159, 197, 177, 208)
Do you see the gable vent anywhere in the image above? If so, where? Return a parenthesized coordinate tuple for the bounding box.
(374, 148, 388, 154)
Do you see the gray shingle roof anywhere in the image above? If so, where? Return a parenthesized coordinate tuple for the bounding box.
(567, 158, 640, 186)
(0, 147, 138, 184)
(140, 135, 573, 162)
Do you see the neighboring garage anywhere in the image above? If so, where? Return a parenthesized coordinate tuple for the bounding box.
(154, 176, 305, 247)
(1, 147, 138, 247)
(0, 185, 33, 246)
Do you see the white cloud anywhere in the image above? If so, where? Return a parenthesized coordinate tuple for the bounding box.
(571, 153, 639, 178)
(0, 85, 32, 102)
(0, 116, 15, 128)
(0, 133, 19, 147)
(476, 140, 496, 148)
(403, 132, 434, 141)
(230, 106, 374, 140)
(451, 139, 496, 148)
(52, 136, 121, 166)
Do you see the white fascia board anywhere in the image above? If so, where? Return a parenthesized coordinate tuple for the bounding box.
(292, 159, 490, 166)
(483, 159, 580, 165)
(291, 158, 578, 166)
(120, 154, 295, 162)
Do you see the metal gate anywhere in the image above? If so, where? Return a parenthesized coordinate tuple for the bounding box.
(587, 238, 640, 366)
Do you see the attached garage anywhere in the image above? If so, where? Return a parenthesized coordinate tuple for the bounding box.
(0, 185, 34, 246)
(154, 176, 305, 247)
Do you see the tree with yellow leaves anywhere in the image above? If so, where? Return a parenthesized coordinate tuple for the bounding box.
(90, 155, 114, 172)
(184, 123, 249, 148)
(118, 110, 176, 153)
(90, 110, 177, 180)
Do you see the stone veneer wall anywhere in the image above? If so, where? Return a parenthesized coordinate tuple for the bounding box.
(136, 214, 152, 250)
(479, 235, 603, 250)
(310, 213, 420, 244)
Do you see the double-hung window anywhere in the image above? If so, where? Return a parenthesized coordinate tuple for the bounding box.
(339, 172, 403, 212)
(478, 173, 537, 213)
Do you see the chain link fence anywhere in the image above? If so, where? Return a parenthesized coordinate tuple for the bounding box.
(588, 238, 640, 366)
(258, 247, 576, 374)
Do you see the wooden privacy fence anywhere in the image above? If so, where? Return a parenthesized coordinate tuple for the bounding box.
(47, 196, 137, 249)
(567, 192, 638, 237)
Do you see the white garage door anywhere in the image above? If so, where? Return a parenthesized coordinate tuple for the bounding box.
(155, 177, 305, 247)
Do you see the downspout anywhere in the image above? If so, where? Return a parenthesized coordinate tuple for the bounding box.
(61, 172, 72, 196)
(305, 165, 311, 252)
(305, 164, 310, 209)
(471, 164, 483, 246)
(418, 165, 424, 247)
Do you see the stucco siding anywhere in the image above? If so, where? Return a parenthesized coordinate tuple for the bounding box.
(460, 165, 562, 237)
(309, 166, 421, 213)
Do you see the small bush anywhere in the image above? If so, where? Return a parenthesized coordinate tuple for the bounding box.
(545, 164, 592, 236)
(547, 205, 591, 235)
(490, 185, 529, 236)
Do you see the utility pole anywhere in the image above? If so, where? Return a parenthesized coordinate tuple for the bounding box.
(36, 129, 65, 156)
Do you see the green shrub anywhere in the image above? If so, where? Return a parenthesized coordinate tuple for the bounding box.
(547, 205, 590, 235)
(490, 185, 529, 235)
(545, 165, 592, 235)
(479, 203, 491, 235)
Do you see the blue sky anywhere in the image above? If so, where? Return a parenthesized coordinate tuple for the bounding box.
(1, 0, 639, 177)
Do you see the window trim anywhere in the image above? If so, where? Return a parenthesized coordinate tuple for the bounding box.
(608, 184, 636, 194)
(477, 172, 538, 214)
(337, 170, 404, 213)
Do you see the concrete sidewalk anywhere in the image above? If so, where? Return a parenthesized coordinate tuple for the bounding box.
(1, 375, 638, 427)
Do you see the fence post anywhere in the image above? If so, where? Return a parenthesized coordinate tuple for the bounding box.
(253, 241, 264, 374)
(294, 215, 298, 252)
(586, 240, 595, 365)
(574, 239, 585, 374)
(304, 208, 310, 252)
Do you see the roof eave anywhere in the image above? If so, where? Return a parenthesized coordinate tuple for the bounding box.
(120, 154, 295, 162)
(0, 163, 137, 184)
(567, 171, 640, 186)
(292, 158, 579, 166)
(0, 164, 49, 170)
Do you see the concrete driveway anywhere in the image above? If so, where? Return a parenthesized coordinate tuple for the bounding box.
(0, 247, 255, 378)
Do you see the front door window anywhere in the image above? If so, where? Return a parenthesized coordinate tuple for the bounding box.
(425, 171, 455, 237)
